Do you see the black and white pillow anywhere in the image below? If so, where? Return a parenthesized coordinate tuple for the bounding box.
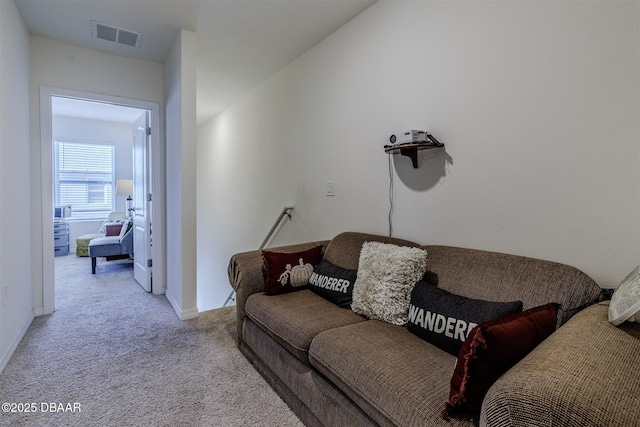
(407, 281, 523, 356)
(308, 259, 358, 308)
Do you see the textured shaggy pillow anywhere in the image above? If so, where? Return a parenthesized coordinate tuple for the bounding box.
(351, 242, 427, 325)
(609, 265, 640, 325)
(308, 259, 358, 308)
(262, 246, 324, 295)
(408, 281, 523, 356)
(442, 303, 559, 419)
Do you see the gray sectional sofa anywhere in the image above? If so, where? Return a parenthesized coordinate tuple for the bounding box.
(227, 232, 629, 426)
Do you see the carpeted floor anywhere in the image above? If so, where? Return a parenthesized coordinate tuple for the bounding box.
(0, 255, 302, 427)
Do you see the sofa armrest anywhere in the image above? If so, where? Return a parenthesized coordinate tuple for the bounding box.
(480, 303, 640, 427)
(227, 240, 329, 345)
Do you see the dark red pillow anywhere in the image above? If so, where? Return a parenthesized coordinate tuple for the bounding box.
(442, 303, 559, 419)
(262, 246, 323, 295)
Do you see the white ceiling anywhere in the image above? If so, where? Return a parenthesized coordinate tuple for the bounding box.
(52, 96, 146, 123)
(14, 0, 376, 124)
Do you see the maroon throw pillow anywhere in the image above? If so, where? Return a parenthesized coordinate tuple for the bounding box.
(262, 246, 323, 295)
(442, 303, 559, 419)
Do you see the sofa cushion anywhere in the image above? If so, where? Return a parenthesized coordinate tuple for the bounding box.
(89, 235, 121, 246)
(424, 245, 601, 327)
(408, 281, 523, 356)
(309, 320, 458, 426)
(444, 303, 559, 419)
(351, 242, 428, 326)
(262, 246, 323, 295)
(308, 259, 358, 308)
(323, 232, 423, 270)
(245, 290, 365, 365)
(88, 236, 124, 257)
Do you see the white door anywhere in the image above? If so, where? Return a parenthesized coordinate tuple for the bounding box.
(133, 112, 152, 292)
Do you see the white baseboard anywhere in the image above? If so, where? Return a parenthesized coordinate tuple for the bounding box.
(164, 290, 199, 320)
(180, 307, 199, 320)
(0, 309, 35, 374)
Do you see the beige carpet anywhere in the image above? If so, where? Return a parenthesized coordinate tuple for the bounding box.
(0, 255, 302, 427)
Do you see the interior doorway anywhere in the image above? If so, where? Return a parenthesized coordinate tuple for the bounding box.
(52, 97, 150, 290)
(40, 87, 164, 315)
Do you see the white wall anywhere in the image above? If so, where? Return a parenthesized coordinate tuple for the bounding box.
(197, 1, 640, 309)
(165, 29, 198, 319)
(0, 0, 34, 372)
(30, 36, 164, 312)
(52, 116, 134, 253)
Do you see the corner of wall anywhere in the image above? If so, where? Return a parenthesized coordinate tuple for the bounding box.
(164, 29, 198, 318)
(1, 0, 35, 374)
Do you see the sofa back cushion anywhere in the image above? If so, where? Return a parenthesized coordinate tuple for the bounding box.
(324, 232, 422, 270)
(424, 245, 602, 327)
(323, 235, 601, 327)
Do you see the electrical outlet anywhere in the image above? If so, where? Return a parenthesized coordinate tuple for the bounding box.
(326, 181, 336, 197)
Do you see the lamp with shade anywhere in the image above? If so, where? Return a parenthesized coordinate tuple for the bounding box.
(116, 179, 133, 217)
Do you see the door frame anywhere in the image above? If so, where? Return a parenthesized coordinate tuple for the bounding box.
(40, 86, 165, 315)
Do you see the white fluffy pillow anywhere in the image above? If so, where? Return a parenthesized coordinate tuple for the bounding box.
(609, 265, 640, 326)
(99, 219, 109, 234)
(351, 242, 428, 326)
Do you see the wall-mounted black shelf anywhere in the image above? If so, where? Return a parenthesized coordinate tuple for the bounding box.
(384, 143, 444, 168)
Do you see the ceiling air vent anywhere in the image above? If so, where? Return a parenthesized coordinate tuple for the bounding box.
(92, 20, 142, 48)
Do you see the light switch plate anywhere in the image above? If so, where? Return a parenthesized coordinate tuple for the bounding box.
(326, 181, 335, 197)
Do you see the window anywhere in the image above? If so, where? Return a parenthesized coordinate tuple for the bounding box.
(54, 141, 115, 220)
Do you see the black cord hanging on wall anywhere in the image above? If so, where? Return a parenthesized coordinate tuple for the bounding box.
(385, 131, 448, 237)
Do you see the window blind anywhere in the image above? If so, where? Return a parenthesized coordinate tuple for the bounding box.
(54, 141, 115, 220)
